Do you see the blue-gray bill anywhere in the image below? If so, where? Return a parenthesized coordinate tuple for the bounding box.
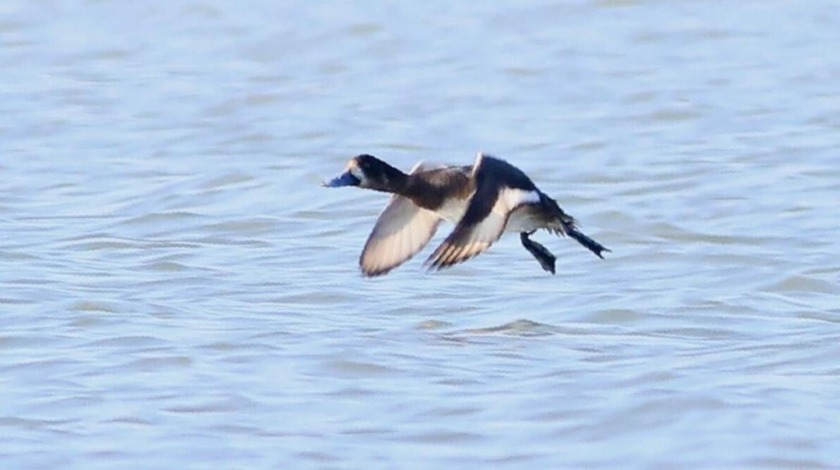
(322, 171, 360, 188)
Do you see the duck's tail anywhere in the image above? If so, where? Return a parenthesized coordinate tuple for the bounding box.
(542, 193, 610, 259)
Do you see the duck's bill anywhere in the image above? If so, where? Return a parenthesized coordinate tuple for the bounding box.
(322, 171, 360, 188)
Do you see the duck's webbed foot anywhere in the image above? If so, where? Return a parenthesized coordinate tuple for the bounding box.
(520, 232, 556, 274)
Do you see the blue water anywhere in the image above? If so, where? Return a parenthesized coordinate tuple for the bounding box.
(2, 1, 839, 468)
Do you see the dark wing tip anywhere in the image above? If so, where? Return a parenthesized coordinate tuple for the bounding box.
(424, 245, 450, 271)
(359, 254, 397, 277)
(360, 264, 395, 277)
(424, 242, 474, 271)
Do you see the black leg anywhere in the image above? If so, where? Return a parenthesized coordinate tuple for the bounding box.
(520, 232, 556, 274)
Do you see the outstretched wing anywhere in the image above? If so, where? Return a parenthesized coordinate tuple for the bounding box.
(425, 154, 539, 270)
(359, 161, 443, 276)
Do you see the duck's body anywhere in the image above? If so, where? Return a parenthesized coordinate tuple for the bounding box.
(324, 152, 609, 276)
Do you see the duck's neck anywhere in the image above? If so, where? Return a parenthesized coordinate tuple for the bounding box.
(376, 163, 443, 209)
(375, 163, 410, 194)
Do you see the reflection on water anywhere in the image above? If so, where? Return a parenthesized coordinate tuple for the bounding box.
(2, 0, 840, 468)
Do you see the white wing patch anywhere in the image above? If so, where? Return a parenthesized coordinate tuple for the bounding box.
(427, 188, 539, 269)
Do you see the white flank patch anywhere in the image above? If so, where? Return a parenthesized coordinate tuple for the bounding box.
(505, 210, 541, 233)
(499, 189, 540, 233)
(500, 188, 540, 209)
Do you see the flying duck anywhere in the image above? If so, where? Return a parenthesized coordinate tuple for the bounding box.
(323, 152, 609, 276)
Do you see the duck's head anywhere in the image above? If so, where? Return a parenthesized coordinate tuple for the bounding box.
(322, 154, 403, 192)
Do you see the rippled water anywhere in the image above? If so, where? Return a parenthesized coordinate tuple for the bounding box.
(2, 0, 840, 468)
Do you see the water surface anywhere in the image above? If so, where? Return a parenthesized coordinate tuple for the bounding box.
(1, 0, 839, 468)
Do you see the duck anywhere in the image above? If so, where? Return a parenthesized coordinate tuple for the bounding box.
(323, 152, 609, 276)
